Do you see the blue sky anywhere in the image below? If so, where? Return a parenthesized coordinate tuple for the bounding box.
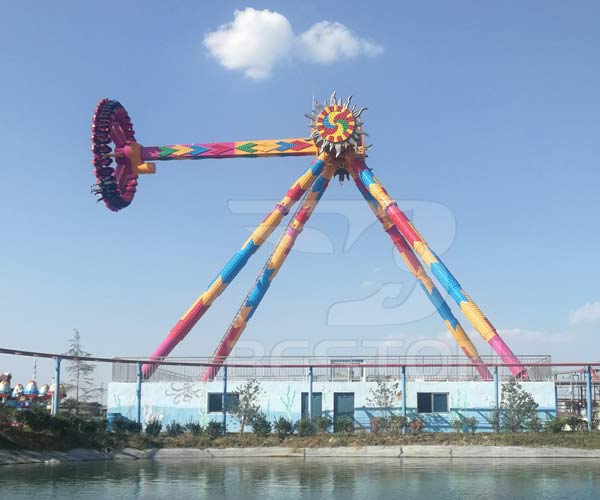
(1, 1, 599, 385)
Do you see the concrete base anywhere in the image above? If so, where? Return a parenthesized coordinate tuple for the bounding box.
(1, 445, 600, 466)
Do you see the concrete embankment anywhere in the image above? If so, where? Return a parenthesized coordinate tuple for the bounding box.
(2, 445, 600, 465)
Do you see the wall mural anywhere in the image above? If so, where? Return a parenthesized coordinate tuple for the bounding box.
(279, 385, 297, 420)
(165, 382, 201, 405)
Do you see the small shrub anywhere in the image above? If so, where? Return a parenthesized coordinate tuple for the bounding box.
(566, 416, 586, 431)
(145, 418, 162, 437)
(165, 421, 184, 437)
(314, 416, 332, 434)
(67, 415, 107, 435)
(388, 415, 406, 435)
(185, 421, 203, 436)
(465, 417, 478, 434)
(206, 421, 224, 440)
(489, 410, 500, 433)
(451, 418, 463, 433)
(21, 409, 53, 432)
(370, 416, 389, 434)
(250, 412, 272, 437)
(544, 416, 564, 433)
(334, 416, 354, 434)
(295, 418, 315, 437)
(408, 417, 424, 434)
(48, 415, 70, 435)
(528, 414, 543, 432)
(273, 417, 293, 439)
(0, 406, 16, 430)
(112, 417, 141, 434)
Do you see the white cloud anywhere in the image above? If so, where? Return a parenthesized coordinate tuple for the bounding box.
(298, 21, 383, 65)
(570, 301, 600, 324)
(203, 8, 294, 80)
(203, 8, 383, 80)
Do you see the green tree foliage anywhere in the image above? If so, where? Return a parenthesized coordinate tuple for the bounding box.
(294, 418, 315, 437)
(334, 416, 354, 434)
(63, 329, 99, 411)
(314, 415, 332, 433)
(232, 378, 263, 434)
(206, 421, 224, 439)
(165, 421, 184, 437)
(145, 418, 162, 437)
(185, 421, 203, 436)
(250, 412, 272, 437)
(366, 379, 399, 413)
(499, 378, 540, 432)
(273, 417, 293, 439)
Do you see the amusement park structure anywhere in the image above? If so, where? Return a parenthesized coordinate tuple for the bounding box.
(91, 92, 527, 381)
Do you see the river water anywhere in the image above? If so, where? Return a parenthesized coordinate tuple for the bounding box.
(1, 457, 599, 499)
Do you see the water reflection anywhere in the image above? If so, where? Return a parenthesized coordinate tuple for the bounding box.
(1, 458, 599, 500)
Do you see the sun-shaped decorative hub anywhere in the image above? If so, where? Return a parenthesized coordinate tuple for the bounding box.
(317, 106, 356, 143)
(306, 92, 366, 157)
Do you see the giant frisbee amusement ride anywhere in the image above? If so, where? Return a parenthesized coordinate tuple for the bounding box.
(91, 93, 528, 381)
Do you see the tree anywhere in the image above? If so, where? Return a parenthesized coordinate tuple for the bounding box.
(366, 379, 399, 413)
(63, 329, 98, 412)
(232, 378, 263, 434)
(499, 378, 540, 432)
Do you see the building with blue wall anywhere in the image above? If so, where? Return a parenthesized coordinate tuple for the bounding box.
(108, 357, 557, 432)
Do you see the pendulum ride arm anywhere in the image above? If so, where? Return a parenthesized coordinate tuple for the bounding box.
(141, 138, 317, 162)
(201, 161, 336, 381)
(347, 157, 528, 379)
(141, 155, 328, 378)
(351, 169, 492, 380)
(91, 99, 319, 213)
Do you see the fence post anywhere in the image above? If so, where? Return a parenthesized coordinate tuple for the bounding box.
(493, 365, 499, 433)
(308, 366, 313, 421)
(136, 362, 143, 425)
(586, 365, 593, 432)
(401, 365, 407, 434)
(222, 365, 228, 435)
(52, 356, 61, 416)
(493, 366, 500, 408)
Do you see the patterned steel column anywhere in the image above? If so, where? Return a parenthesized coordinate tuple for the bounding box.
(348, 157, 527, 379)
(142, 156, 328, 378)
(351, 167, 492, 380)
(201, 161, 335, 381)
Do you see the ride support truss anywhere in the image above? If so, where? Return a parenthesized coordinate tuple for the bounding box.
(91, 92, 527, 380)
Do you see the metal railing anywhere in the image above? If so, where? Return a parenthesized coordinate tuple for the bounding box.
(110, 355, 553, 383)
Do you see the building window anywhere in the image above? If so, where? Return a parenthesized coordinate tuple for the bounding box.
(417, 392, 449, 413)
(301, 392, 322, 420)
(207, 392, 239, 413)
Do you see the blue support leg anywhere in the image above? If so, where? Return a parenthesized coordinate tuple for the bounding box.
(308, 366, 314, 422)
(493, 365, 499, 433)
(222, 365, 228, 435)
(52, 357, 62, 416)
(586, 365, 593, 432)
(401, 365, 407, 434)
(136, 362, 143, 425)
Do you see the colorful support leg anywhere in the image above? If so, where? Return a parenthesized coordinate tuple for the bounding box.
(142, 155, 328, 378)
(348, 157, 527, 379)
(201, 162, 336, 381)
(351, 170, 492, 380)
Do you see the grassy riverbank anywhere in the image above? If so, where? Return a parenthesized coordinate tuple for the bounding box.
(2, 425, 600, 452)
(2, 407, 598, 452)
